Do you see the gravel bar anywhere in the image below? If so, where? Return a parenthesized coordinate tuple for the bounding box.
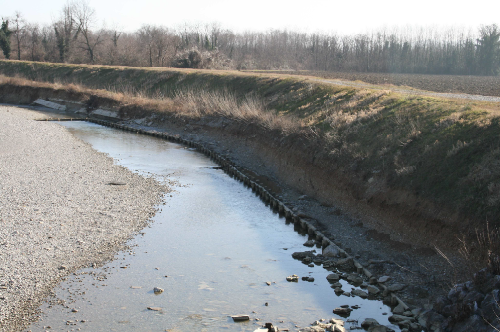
(0, 105, 167, 331)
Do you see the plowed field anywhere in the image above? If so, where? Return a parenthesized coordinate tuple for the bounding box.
(254, 70, 500, 97)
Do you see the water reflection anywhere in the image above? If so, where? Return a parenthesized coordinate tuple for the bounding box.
(27, 122, 398, 332)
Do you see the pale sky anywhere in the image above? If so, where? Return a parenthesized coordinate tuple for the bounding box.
(2, 0, 499, 35)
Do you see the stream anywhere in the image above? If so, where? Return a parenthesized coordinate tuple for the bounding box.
(27, 121, 398, 332)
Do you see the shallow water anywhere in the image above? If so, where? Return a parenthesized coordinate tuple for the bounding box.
(27, 122, 398, 332)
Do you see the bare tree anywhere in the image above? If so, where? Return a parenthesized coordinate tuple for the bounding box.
(75, 1, 104, 63)
(137, 25, 177, 67)
(26, 23, 42, 61)
(53, 2, 79, 62)
(138, 25, 155, 67)
(11, 12, 26, 60)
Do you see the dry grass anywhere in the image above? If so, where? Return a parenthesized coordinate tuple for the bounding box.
(171, 89, 300, 133)
(0, 75, 301, 136)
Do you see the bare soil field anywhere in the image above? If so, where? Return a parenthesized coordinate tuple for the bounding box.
(252, 70, 500, 97)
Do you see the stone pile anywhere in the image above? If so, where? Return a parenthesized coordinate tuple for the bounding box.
(417, 268, 500, 332)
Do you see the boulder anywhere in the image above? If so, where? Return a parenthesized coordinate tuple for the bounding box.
(333, 325, 347, 332)
(292, 251, 316, 260)
(323, 245, 340, 258)
(334, 287, 344, 295)
(433, 295, 451, 313)
(447, 285, 464, 302)
(333, 307, 353, 315)
(392, 303, 405, 315)
(481, 275, 500, 294)
(387, 283, 406, 292)
(361, 318, 379, 328)
(462, 290, 485, 306)
(367, 285, 380, 295)
(327, 273, 340, 282)
(378, 276, 391, 283)
(304, 240, 316, 247)
(351, 289, 369, 299)
(303, 257, 313, 264)
(329, 318, 344, 326)
(417, 310, 445, 330)
(368, 326, 391, 332)
(451, 314, 493, 332)
(231, 315, 250, 322)
(347, 274, 364, 284)
(336, 258, 355, 270)
(480, 289, 500, 327)
(388, 314, 413, 323)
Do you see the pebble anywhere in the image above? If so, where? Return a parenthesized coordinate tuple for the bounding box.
(0, 106, 167, 330)
(147, 307, 162, 311)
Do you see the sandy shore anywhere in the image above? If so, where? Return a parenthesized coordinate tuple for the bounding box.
(0, 105, 167, 331)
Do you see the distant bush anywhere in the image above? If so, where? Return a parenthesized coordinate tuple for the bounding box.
(171, 47, 232, 69)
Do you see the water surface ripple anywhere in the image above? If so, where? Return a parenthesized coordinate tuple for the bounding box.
(27, 122, 398, 332)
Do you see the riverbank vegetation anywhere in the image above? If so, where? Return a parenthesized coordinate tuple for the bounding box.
(1, 61, 499, 271)
(0, 2, 499, 76)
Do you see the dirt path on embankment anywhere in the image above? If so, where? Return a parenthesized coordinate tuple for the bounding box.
(248, 70, 500, 100)
(312, 78, 500, 103)
(0, 105, 167, 331)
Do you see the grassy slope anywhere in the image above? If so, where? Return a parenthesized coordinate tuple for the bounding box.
(1, 60, 499, 231)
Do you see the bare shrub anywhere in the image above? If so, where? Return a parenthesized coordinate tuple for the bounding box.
(171, 47, 232, 69)
(457, 222, 500, 276)
(447, 140, 471, 157)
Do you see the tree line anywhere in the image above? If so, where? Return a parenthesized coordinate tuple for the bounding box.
(1, 2, 500, 76)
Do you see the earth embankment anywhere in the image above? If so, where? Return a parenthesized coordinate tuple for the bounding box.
(1, 62, 499, 273)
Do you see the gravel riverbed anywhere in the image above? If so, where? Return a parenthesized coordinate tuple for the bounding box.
(0, 105, 167, 331)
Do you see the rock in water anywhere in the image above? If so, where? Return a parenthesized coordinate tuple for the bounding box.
(333, 307, 353, 315)
(303, 240, 316, 247)
(367, 285, 380, 295)
(231, 315, 250, 322)
(351, 289, 369, 298)
(323, 244, 340, 257)
(147, 306, 162, 311)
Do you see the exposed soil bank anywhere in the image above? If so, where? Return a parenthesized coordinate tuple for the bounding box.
(135, 113, 460, 299)
(1, 68, 498, 303)
(0, 106, 167, 331)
